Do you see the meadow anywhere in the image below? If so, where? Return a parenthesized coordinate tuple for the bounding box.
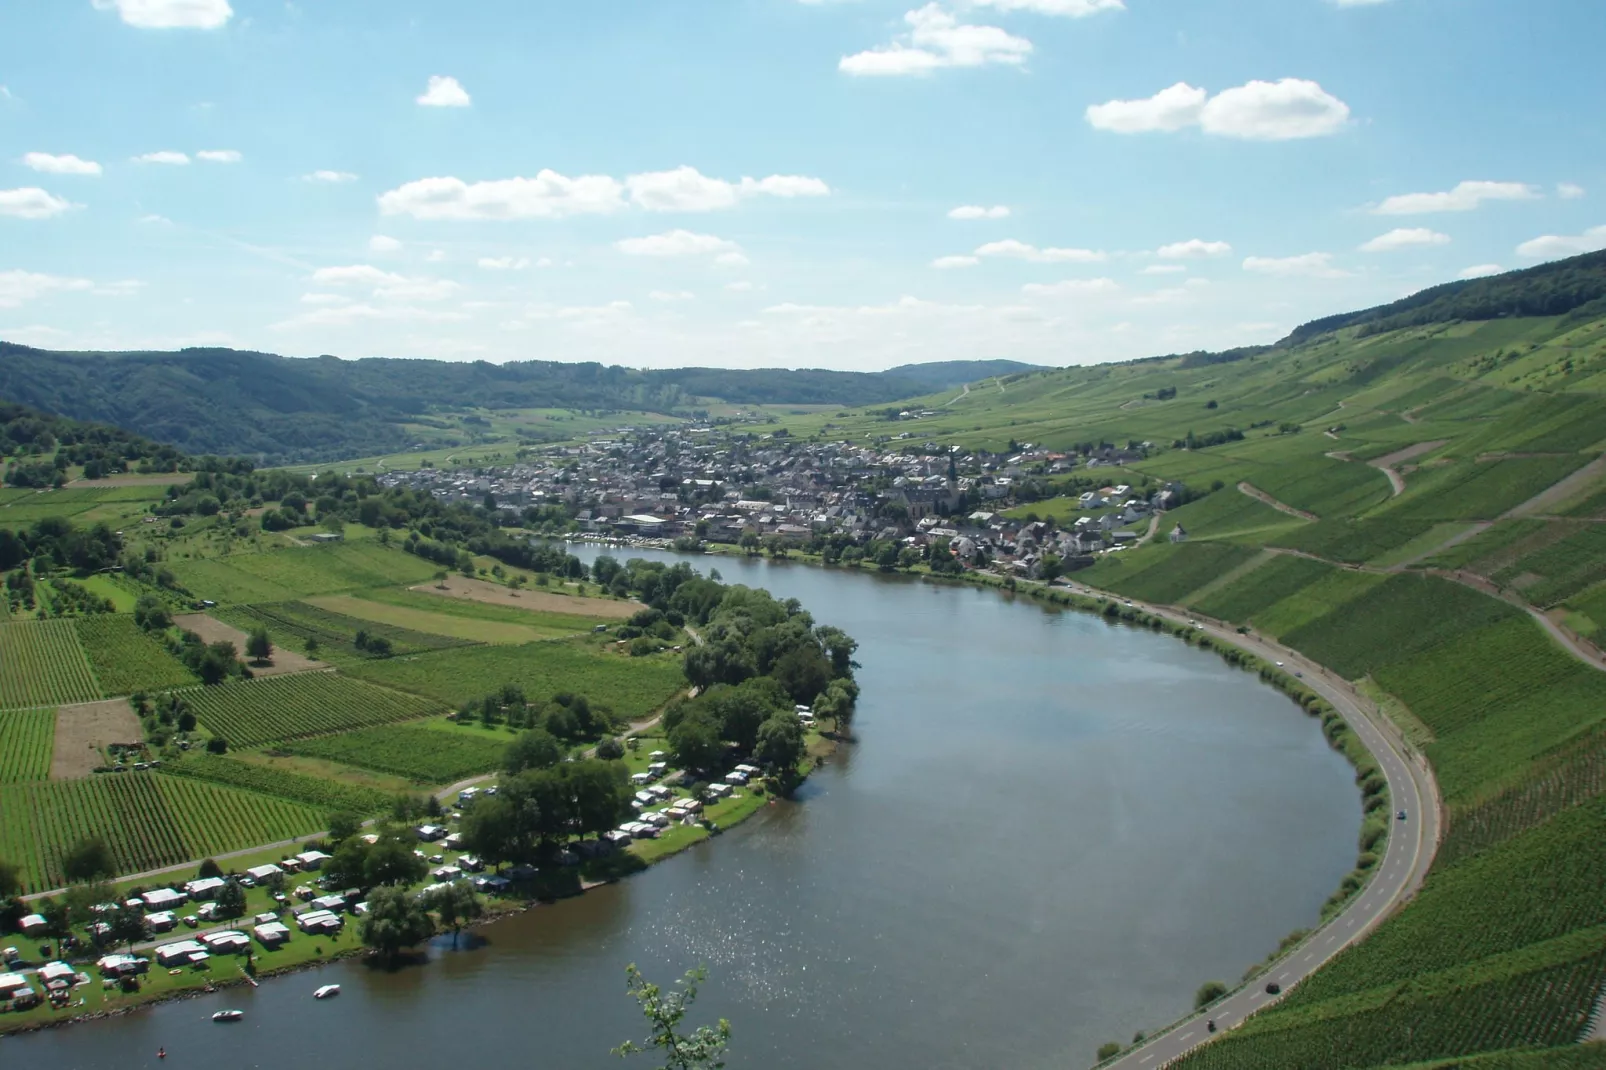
(183, 671, 442, 748)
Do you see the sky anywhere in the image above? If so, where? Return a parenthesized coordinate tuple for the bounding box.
(1, 0, 1604, 371)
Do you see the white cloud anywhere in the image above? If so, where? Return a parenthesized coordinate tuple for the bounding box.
(1558, 182, 1586, 200)
(426, 249, 448, 263)
(137, 214, 172, 225)
(715, 251, 750, 267)
(725, 281, 755, 292)
(948, 204, 1009, 220)
(92, 280, 144, 297)
(1088, 79, 1349, 139)
(91, 0, 233, 30)
(417, 75, 471, 108)
(932, 255, 980, 269)
(1516, 225, 1606, 260)
(22, 153, 101, 176)
(274, 304, 470, 330)
(976, 239, 1105, 262)
(625, 166, 829, 211)
(1242, 252, 1348, 277)
(1373, 180, 1540, 215)
(535, 257, 554, 268)
(378, 172, 626, 220)
(970, 0, 1123, 12)
(1086, 82, 1206, 133)
(650, 290, 695, 302)
(134, 151, 190, 165)
(0, 188, 75, 219)
(1141, 264, 1187, 275)
(368, 235, 403, 254)
(300, 292, 352, 305)
(312, 264, 406, 288)
(196, 149, 241, 163)
(1458, 264, 1503, 279)
(1157, 238, 1231, 259)
(305, 170, 358, 184)
(616, 230, 742, 258)
(840, 4, 1032, 77)
(308, 264, 459, 303)
(375, 277, 460, 302)
(0, 269, 93, 307)
(478, 256, 530, 270)
(1021, 278, 1120, 296)
(1199, 79, 1350, 140)
(1360, 227, 1451, 253)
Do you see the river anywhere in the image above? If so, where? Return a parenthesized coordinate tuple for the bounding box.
(11, 549, 1362, 1070)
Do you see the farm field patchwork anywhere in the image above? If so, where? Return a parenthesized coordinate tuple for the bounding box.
(352, 584, 618, 633)
(165, 752, 392, 814)
(167, 540, 440, 604)
(183, 671, 442, 748)
(0, 707, 54, 783)
(304, 593, 572, 644)
(1379, 455, 1595, 522)
(1490, 523, 1606, 606)
(343, 637, 686, 720)
(285, 722, 510, 784)
(1077, 541, 1263, 605)
(1190, 554, 1337, 624)
(1269, 516, 1441, 564)
(73, 614, 198, 694)
(212, 599, 478, 662)
(0, 618, 101, 709)
(0, 772, 324, 893)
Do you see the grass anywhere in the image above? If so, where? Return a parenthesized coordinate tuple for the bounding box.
(183, 671, 443, 749)
(0, 707, 54, 783)
(305, 592, 584, 644)
(212, 599, 479, 663)
(164, 751, 393, 814)
(1381, 455, 1596, 522)
(73, 614, 198, 695)
(1270, 517, 1442, 565)
(1191, 554, 1337, 623)
(1253, 457, 1394, 518)
(166, 541, 440, 604)
(342, 637, 687, 721)
(0, 618, 101, 710)
(1145, 487, 1307, 543)
(284, 722, 511, 784)
(1077, 541, 1263, 605)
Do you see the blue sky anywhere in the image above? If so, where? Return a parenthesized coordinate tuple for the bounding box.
(1, 0, 1603, 370)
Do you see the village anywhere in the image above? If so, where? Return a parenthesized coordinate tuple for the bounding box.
(376, 424, 1191, 577)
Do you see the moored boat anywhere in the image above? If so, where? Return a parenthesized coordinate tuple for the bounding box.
(211, 1009, 244, 1022)
(314, 984, 341, 999)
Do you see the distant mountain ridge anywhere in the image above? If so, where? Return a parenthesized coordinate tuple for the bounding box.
(0, 346, 1033, 463)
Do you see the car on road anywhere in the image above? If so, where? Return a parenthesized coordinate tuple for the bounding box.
(1397, 810, 1408, 821)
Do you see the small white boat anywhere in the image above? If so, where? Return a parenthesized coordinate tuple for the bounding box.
(212, 1009, 244, 1022)
(314, 984, 341, 1000)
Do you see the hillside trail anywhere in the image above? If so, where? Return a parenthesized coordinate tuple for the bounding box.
(1502, 452, 1606, 518)
(944, 383, 971, 407)
(1238, 482, 1320, 522)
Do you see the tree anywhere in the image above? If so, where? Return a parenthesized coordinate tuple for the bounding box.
(1097, 1042, 1122, 1060)
(197, 858, 223, 879)
(669, 712, 723, 774)
(1195, 980, 1228, 1009)
(39, 897, 71, 958)
(613, 965, 732, 1070)
(108, 903, 146, 953)
(217, 879, 247, 918)
(132, 595, 172, 632)
(0, 858, 17, 899)
(366, 830, 429, 887)
(505, 727, 564, 774)
(63, 835, 113, 882)
(360, 885, 435, 967)
(461, 794, 520, 871)
(426, 882, 483, 947)
(597, 736, 626, 761)
(245, 626, 273, 664)
(753, 714, 803, 783)
(771, 645, 831, 707)
(327, 810, 361, 845)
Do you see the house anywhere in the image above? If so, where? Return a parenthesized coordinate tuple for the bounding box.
(310, 894, 348, 913)
(415, 824, 448, 842)
(155, 940, 208, 967)
(1169, 524, 1188, 544)
(144, 911, 178, 933)
(95, 954, 149, 978)
(141, 888, 187, 911)
(457, 855, 485, 873)
(294, 910, 343, 935)
(185, 877, 227, 900)
(19, 914, 48, 937)
(37, 961, 76, 986)
(0, 972, 31, 999)
(431, 865, 463, 882)
(253, 922, 292, 948)
(472, 875, 511, 894)
(202, 931, 251, 955)
(244, 864, 284, 883)
(295, 851, 331, 871)
(707, 783, 733, 798)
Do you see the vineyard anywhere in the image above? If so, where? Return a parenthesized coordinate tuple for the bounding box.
(1245, 569, 1388, 639)
(1491, 523, 1606, 606)
(0, 707, 54, 783)
(1191, 555, 1336, 624)
(1147, 488, 1305, 542)
(167, 540, 439, 604)
(286, 723, 511, 783)
(345, 637, 687, 719)
(1270, 517, 1440, 564)
(184, 672, 442, 748)
(1253, 458, 1394, 519)
(1381, 456, 1593, 523)
(73, 614, 198, 695)
(0, 618, 101, 709)
(0, 772, 323, 893)
(164, 752, 390, 815)
(212, 599, 479, 662)
(307, 592, 590, 644)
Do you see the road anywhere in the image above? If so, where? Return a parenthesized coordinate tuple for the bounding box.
(1069, 591, 1441, 1070)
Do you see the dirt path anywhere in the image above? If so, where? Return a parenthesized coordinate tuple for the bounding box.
(51, 699, 142, 779)
(1502, 452, 1606, 518)
(1389, 522, 1491, 569)
(1239, 482, 1320, 522)
(944, 383, 971, 407)
(410, 576, 638, 619)
(1134, 512, 1161, 547)
(1368, 441, 1445, 498)
(173, 614, 329, 676)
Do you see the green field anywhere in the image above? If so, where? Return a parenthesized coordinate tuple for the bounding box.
(1191, 555, 1337, 623)
(285, 722, 510, 784)
(1490, 524, 1606, 606)
(1380, 456, 1595, 522)
(184, 671, 443, 748)
(305, 592, 584, 644)
(344, 638, 686, 720)
(0, 771, 324, 893)
(166, 540, 440, 604)
(1253, 457, 1394, 519)
(164, 752, 391, 814)
(73, 614, 198, 694)
(212, 599, 480, 663)
(0, 707, 54, 783)
(1270, 517, 1441, 564)
(0, 618, 101, 709)
(1077, 541, 1263, 605)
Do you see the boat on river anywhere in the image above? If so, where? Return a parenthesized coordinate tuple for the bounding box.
(211, 1009, 244, 1022)
(314, 984, 341, 999)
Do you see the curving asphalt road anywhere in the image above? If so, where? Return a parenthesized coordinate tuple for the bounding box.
(1068, 589, 1442, 1070)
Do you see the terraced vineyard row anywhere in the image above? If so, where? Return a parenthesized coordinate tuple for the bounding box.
(165, 753, 391, 814)
(0, 618, 100, 709)
(184, 671, 442, 748)
(287, 723, 509, 784)
(214, 599, 478, 662)
(0, 707, 54, 783)
(0, 772, 323, 893)
(73, 614, 197, 695)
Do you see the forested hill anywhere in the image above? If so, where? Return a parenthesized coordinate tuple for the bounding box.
(0, 345, 1027, 463)
(0, 400, 190, 485)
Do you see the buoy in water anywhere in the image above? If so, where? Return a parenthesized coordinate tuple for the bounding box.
(158, 1048, 166, 1059)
